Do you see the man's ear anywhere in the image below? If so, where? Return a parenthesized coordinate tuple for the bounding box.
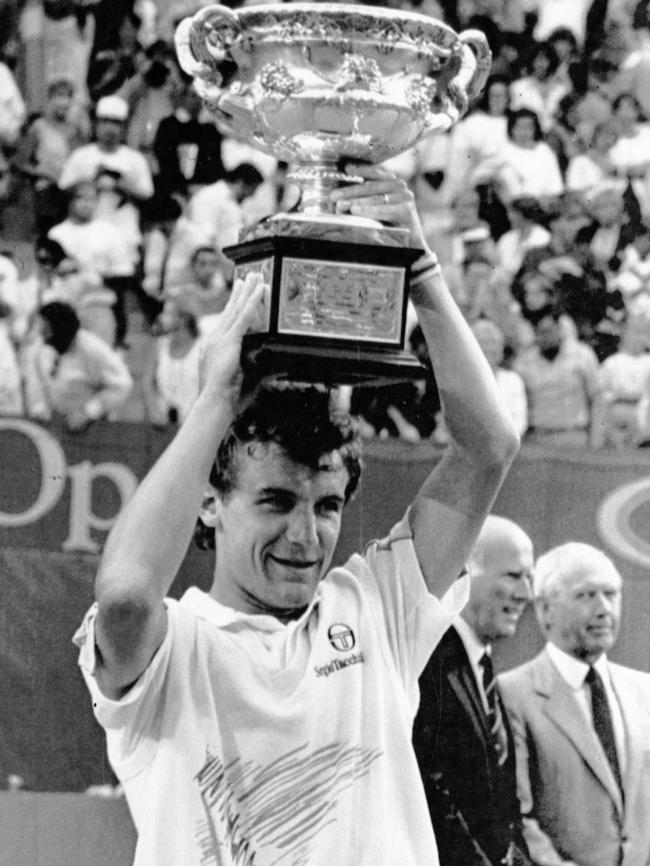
(199, 488, 222, 530)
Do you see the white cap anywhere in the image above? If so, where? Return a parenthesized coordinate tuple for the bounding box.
(95, 95, 129, 122)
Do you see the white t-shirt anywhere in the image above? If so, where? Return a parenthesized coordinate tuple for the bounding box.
(75, 514, 467, 866)
(58, 143, 154, 200)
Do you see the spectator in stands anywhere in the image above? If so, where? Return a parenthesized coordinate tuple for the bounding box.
(492, 108, 564, 205)
(0, 55, 25, 148)
(23, 300, 132, 430)
(613, 222, 650, 319)
(566, 120, 618, 193)
(545, 93, 587, 177)
(140, 192, 182, 305)
(595, 314, 650, 448)
(42, 256, 117, 346)
(165, 245, 229, 334)
(607, 93, 650, 212)
(579, 181, 635, 274)
(500, 542, 650, 866)
(547, 26, 580, 81)
(14, 75, 88, 233)
(569, 57, 617, 148)
(472, 319, 528, 437)
(444, 74, 510, 206)
(141, 296, 201, 427)
(510, 41, 569, 132)
(152, 71, 224, 198)
(496, 196, 550, 278)
(48, 179, 134, 344)
(614, 0, 650, 118)
(185, 162, 265, 252)
(87, 6, 141, 102)
(58, 95, 154, 204)
(515, 303, 601, 448)
(117, 39, 178, 169)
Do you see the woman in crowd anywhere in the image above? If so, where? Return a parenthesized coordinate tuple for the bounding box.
(492, 107, 564, 204)
(510, 41, 569, 132)
(443, 74, 510, 204)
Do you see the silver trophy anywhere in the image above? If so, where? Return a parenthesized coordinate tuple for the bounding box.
(175, 3, 491, 382)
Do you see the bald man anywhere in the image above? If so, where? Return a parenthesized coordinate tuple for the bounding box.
(413, 516, 534, 866)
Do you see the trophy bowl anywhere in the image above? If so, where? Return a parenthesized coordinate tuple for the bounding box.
(175, 3, 492, 383)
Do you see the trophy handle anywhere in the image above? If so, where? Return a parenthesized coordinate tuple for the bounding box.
(421, 29, 491, 136)
(175, 5, 242, 91)
(457, 30, 492, 105)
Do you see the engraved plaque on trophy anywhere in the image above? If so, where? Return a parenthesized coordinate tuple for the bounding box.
(175, 3, 491, 383)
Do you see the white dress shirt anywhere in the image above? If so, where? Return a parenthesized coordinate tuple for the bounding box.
(455, 616, 491, 715)
(545, 642, 627, 773)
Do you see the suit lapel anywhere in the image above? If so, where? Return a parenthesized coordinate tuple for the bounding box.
(534, 653, 624, 816)
(445, 630, 490, 744)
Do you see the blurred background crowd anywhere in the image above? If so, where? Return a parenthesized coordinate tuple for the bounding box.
(2, 0, 650, 450)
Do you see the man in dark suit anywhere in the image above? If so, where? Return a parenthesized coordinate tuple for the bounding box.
(413, 515, 534, 866)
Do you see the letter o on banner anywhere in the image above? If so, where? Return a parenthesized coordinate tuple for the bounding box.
(597, 477, 650, 570)
(0, 418, 67, 527)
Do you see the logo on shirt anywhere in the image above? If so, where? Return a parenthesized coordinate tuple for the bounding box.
(328, 623, 355, 651)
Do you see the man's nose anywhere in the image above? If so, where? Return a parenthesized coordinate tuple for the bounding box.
(286, 507, 318, 547)
(514, 578, 533, 603)
(593, 591, 612, 614)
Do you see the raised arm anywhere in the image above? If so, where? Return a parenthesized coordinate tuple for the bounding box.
(93, 274, 264, 698)
(332, 166, 519, 596)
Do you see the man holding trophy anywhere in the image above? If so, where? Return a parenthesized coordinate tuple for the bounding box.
(74, 5, 517, 865)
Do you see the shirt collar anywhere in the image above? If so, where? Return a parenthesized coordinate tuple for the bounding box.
(546, 641, 609, 689)
(180, 586, 317, 632)
(455, 615, 490, 667)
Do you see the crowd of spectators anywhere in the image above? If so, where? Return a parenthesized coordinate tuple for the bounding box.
(1, 0, 650, 448)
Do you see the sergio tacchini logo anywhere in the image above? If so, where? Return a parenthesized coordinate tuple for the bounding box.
(327, 623, 356, 651)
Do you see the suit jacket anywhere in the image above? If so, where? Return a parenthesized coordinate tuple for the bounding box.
(413, 626, 525, 866)
(499, 650, 650, 866)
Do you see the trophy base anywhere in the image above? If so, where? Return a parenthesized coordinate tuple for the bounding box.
(242, 333, 427, 386)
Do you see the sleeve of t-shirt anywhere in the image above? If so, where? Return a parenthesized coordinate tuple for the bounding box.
(73, 598, 188, 780)
(354, 511, 469, 712)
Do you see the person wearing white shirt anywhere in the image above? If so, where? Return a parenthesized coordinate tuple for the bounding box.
(500, 543, 650, 866)
(23, 300, 133, 430)
(58, 95, 154, 201)
(493, 109, 564, 204)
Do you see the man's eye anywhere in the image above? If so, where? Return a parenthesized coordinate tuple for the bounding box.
(259, 495, 292, 511)
(319, 498, 342, 515)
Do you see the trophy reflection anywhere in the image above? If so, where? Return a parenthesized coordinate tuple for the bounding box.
(175, 3, 491, 383)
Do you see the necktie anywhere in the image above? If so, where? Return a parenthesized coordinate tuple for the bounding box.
(585, 666, 623, 794)
(479, 652, 508, 766)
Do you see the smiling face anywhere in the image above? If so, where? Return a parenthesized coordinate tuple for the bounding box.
(209, 442, 349, 619)
(543, 564, 622, 662)
(463, 521, 534, 643)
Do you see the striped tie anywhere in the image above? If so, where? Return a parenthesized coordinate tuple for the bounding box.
(480, 652, 509, 766)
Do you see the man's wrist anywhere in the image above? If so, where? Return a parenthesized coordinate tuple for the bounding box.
(411, 252, 442, 287)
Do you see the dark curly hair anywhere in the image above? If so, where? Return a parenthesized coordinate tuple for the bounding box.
(194, 384, 363, 551)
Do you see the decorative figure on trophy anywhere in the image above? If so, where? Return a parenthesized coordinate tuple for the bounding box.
(175, 3, 491, 382)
